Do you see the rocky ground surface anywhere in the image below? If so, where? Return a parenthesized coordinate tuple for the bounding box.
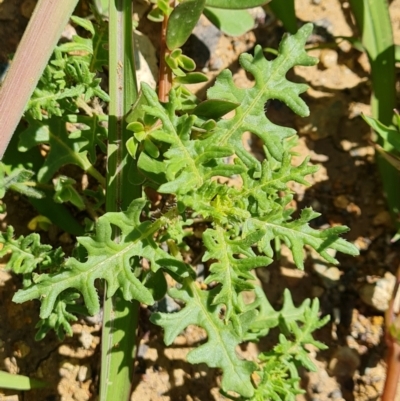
(1, 0, 400, 400)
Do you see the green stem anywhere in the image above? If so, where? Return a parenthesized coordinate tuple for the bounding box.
(0, 0, 79, 159)
(100, 1, 140, 400)
(86, 164, 106, 187)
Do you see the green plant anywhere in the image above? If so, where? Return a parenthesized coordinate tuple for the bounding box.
(0, 371, 46, 391)
(0, 1, 359, 400)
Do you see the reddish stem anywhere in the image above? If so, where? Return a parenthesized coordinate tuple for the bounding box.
(382, 340, 400, 401)
(157, 4, 173, 102)
(382, 266, 400, 401)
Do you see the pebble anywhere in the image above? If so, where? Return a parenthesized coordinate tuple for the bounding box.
(340, 139, 356, 152)
(349, 146, 374, 158)
(182, 16, 222, 70)
(61, 24, 77, 42)
(320, 49, 338, 69)
(3, 356, 18, 374)
(12, 341, 30, 359)
(83, 309, 103, 325)
(358, 271, 396, 311)
(372, 210, 392, 227)
(354, 364, 386, 400)
(247, 6, 266, 26)
(313, 262, 341, 288)
(58, 343, 96, 358)
(79, 330, 94, 350)
(350, 310, 383, 346)
(329, 388, 343, 399)
(312, 285, 324, 298)
(59, 361, 79, 380)
(348, 102, 370, 119)
(77, 364, 91, 382)
(280, 266, 306, 280)
(334, 195, 350, 209)
(328, 346, 360, 377)
(134, 31, 158, 89)
(310, 199, 322, 211)
(346, 202, 361, 216)
(309, 150, 329, 162)
(20, 0, 36, 19)
(154, 294, 181, 313)
(354, 236, 371, 251)
(59, 232, 73, 244)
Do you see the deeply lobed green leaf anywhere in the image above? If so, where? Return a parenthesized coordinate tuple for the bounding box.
(150, 279, 257, 398)
(12, 199, 190, 318)
(0, 226, 64, 275)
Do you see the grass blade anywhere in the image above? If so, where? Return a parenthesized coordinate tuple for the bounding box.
(0, 371, 46, 390)
(99, 0, 141, 400)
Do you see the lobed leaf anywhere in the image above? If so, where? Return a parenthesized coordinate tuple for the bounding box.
(245, 208, 359, 269)
(13, 199, 190, 318)
(203, 226, 271, 322)
(206, 23, 317, 167)
(0, 226, 64, 275)
(0, 163, 44, 199)
(18, 117, 94, 183)
(138, 84, 245, 194)
(151, 279, 257, 398)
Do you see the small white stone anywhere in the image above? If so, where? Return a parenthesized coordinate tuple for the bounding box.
(77, 364, 91, 382)
(313, 257, 341, 288)
(133, 31, 158, 89)
(320, 49, 338, 69)
(79, 330, 94, 350)
(359, 272, 396, 311)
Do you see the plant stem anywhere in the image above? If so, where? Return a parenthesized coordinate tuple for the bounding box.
(86, 165, 106, 187)
(100, 1, 140, 400)
(382, 334, 400, 401)
(158, 2, 174, 102)
(0, 0, 79, 159)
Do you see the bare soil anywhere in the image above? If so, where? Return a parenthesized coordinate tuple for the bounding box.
(1, 0, 400, 400)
